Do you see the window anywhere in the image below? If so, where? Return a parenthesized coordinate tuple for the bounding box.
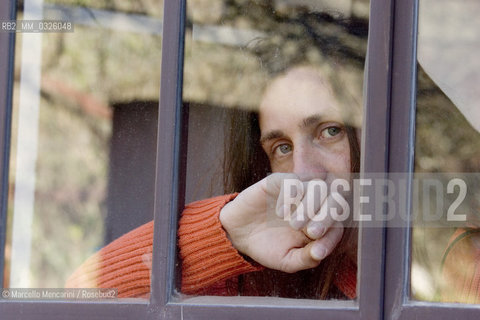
(1, 0, 479, 319)
(383, 0, 480, 318)
(180, 0, 366, 301)
(2, 0, 163, 309)
(412, 0, 480, 306)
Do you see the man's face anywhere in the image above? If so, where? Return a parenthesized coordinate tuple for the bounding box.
(259, 66, 351, 181)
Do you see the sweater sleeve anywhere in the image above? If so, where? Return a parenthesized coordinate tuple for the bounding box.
(65, 221, 153, 298)
(65, 194, 261, 298)
(178, 194, 263, 295)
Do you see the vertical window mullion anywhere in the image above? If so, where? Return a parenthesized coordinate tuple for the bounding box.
(0, 0, 16, 290)
(149, 0, 186, 316)
(383, 0, 418, 318)
(358, 0, 395, 319)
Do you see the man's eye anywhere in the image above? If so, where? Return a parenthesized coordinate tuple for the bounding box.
(275, 144, 292, 155)
(321, 126, 342, 138)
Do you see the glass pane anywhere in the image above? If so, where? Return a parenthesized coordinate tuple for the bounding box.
(3, 0, 163, 300)
(178, 0, 368, 301)
(412, 0, 480, 303)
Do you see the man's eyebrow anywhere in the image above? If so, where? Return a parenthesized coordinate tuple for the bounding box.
(260, 130, 285, 144)
(301, 114, 323, 129)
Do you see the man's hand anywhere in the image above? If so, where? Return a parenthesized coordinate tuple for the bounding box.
(219, 173, 346, 273)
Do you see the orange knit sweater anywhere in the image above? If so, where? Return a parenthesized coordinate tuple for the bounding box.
(66, 194, 357, 299)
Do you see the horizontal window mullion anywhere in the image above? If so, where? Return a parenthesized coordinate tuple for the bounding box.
(0, 301, 148, 319)
(399, 303, 480, 319)
(180, 305, 359, 320)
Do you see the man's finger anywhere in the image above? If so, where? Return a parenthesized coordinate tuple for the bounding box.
(304, 193, 345, 239)
(310, 222, 344, 261)
(280, 222, 344, 273)
(288, 179, 328, 230)
(274, 174, 303, 219)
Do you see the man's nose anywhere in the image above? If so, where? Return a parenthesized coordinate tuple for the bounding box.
(292, 144, 327, 181)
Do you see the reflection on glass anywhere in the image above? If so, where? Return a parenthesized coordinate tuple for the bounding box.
(3, 0, 163, 298)
(179, 0, 368, 300)
(412, 0, 480, 303)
